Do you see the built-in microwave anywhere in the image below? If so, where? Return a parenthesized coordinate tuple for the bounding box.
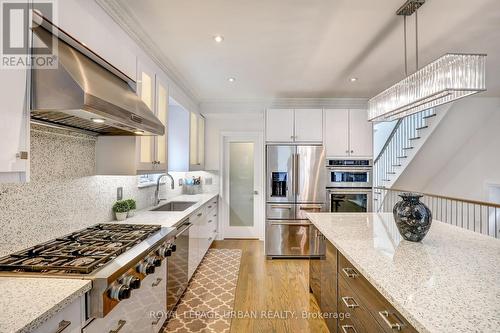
(326, 159, 373, 188)
(327, 188, 373, 213)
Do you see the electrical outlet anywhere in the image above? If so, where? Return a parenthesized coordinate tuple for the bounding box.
(117, 187, 123, 201)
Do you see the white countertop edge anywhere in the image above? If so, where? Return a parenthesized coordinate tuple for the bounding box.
(308, 213, 432, 333)
(15, 280, 91, 333)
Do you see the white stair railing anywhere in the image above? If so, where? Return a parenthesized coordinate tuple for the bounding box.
(373, 109, 436, 211)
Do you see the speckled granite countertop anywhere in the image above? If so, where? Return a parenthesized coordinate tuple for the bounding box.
(306, 212, 500, 333)
(0, 277, 91, 333)
(112, 192, 219, 227)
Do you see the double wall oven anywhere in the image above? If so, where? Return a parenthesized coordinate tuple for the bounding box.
(326, 159, 373, 213)
(265, 145, 326, 258)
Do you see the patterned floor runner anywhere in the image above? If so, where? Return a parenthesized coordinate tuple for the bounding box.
(163, 248, 242, 333)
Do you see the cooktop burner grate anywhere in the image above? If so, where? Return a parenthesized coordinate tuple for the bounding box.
(0, 224, 161, 274)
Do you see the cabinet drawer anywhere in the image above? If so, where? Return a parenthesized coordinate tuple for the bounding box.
(338, 315, 360, 333)
(205, 199, 217, 211)
(338, 253, 417, 333)
(338, 276, 382, 333)
(266, 203, 295, 219)
(32, 295, 85, 333)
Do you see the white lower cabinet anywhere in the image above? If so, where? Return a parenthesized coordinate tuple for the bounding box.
(83, 264, 167, 333)
(32, 295, 85, 333)
(187, 197, 219, 280)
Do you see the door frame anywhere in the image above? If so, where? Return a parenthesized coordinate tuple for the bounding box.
(219, 131, 265, 240)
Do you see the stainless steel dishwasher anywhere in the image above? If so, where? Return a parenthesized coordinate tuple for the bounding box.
(167, 220, 191, 312)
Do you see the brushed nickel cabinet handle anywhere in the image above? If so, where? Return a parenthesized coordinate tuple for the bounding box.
(208, 219, 213, 223)
(152, 278, 162, 287)
(109, 320, 126, 333)
(378, 311, 402, 330)
(342, 267, 359, 278)
(341, 325, 358, 333)
(197, 213, 202, 217)
(54, 320, 71, 333)
(208, 205, 212, 209)
(341, 296, 359, 309)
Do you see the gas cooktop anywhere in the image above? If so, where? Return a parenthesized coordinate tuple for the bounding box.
(0, 224, 161, 274)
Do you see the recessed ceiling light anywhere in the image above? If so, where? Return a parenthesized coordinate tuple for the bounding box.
(228, 77, 236, 83)
(134, 130, 144, 135)
(91, 118, 105, 123)
(350, 77, 358, 82)
(213, 35, 224, 43)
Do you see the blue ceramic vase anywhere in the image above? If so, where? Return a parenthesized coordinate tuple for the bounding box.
(393, 193, 432, 242)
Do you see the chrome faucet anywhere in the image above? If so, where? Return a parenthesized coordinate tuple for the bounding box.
(154, 173, 175, 206)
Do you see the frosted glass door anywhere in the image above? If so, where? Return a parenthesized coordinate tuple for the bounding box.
(229, 142, 254, 227)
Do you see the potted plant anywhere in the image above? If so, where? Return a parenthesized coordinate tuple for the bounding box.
(125, 199, 137, 217)
(112, 200, 129, 221)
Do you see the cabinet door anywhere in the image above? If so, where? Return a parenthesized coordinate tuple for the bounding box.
(189, 112, 199, 170)
(349, 109, 373, 157)
(321, 241, 338, 333)
(266, 109, 294, 142)
(324, 109, 349, 157)
(136, 60, 156, 172)
(0, 67, 29, 183)
(188, 217, 199, 280)
(294, 109, 323, 142)
(155, 75, 169, 171)
(197, 116, 205, 169)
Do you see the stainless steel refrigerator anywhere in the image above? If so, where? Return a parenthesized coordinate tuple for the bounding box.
(265, 145, 326, 258)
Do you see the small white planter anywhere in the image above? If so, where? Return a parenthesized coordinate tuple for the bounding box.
(115, 212, 128, 221)
(127, 209, 136, 217)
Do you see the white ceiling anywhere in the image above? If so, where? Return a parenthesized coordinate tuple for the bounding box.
(117, 0, 500, 100)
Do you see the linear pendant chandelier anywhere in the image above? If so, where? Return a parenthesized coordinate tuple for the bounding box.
(368, 1, 487, 122)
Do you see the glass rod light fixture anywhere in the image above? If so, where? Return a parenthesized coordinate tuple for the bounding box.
(368, 0, 487, 122)
(368, 53, 487, 121)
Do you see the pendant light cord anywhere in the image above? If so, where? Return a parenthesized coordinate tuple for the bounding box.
(404, 15, 408, 76)
(415, 9, 419, 70)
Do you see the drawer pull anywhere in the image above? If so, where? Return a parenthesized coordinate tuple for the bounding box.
(151, 316, 161, 325)
(152, 278, 162, 287)
(341, 296, 359, 309)
(342, 267, 359, 278)
(378, 311, 402, 330)
(54, 320, 71, 333)
(213, 229, 217, 233)
(208, 220, 213, 223)
(109, 320, 126, 333)
(270, 205, 292, 209)
(197, 213, 202, 217)
(341, 325, 358, 333)
(208, 205, 212, 209)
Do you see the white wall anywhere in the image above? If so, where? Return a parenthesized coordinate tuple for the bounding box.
(373, 120, 398, 158)
(395, 97, 500, 203)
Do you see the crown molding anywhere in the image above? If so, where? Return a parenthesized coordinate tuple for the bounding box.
(200, 98, 369, 114)
(95, 0, 199, 105)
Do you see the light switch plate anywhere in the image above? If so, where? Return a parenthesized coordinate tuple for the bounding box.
(117, 187, 123, 201)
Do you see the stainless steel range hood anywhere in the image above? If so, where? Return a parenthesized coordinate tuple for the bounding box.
(30, 16, 165, 136)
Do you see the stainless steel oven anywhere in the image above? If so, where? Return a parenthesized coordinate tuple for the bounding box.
(327, 188, 373, 213)
(326, 159, 372, 188)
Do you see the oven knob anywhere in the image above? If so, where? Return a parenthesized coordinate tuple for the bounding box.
(146, 255, 162, 267)
(171, 244, 177, 252)
(120, 275, 141, 289)
(107, 284, 131, 301)
(136, 262, 155, 275)
(156, 245, 172, 258)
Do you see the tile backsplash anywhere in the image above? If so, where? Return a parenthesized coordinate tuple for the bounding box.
(0, 125, 218, 256)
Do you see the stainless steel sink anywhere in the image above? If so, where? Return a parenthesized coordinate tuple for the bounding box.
(150, 201, 196, 212)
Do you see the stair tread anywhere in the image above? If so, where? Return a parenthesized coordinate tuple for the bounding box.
(392, 164, 402, 167)
(409, 137, 421, 140)
(402, 147, 414, 150)
(397, 156, 408, 159)
(387, 172, 396, 174)
(416, 126, 429, 130)
(382, 179, 391, 181)
(423, 114, 437, 119)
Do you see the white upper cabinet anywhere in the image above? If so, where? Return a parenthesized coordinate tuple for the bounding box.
(135, 61, 169, 174)
(189, 113, 205, 171)
(324, 109, 373, 158)
(349, 108, 373, 157)
(324, 109, 350, 157)
(266, 109, 294, 142)
(266, 109, 323, 143)
(294, 109, 323, 142)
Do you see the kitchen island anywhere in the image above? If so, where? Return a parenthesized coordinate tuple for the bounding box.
(306, 212, 500, 333)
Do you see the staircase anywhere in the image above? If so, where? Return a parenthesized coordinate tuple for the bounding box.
(373, 105, 451, 211)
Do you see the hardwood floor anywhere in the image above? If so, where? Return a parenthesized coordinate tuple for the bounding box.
(211, 240, 329, 333)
